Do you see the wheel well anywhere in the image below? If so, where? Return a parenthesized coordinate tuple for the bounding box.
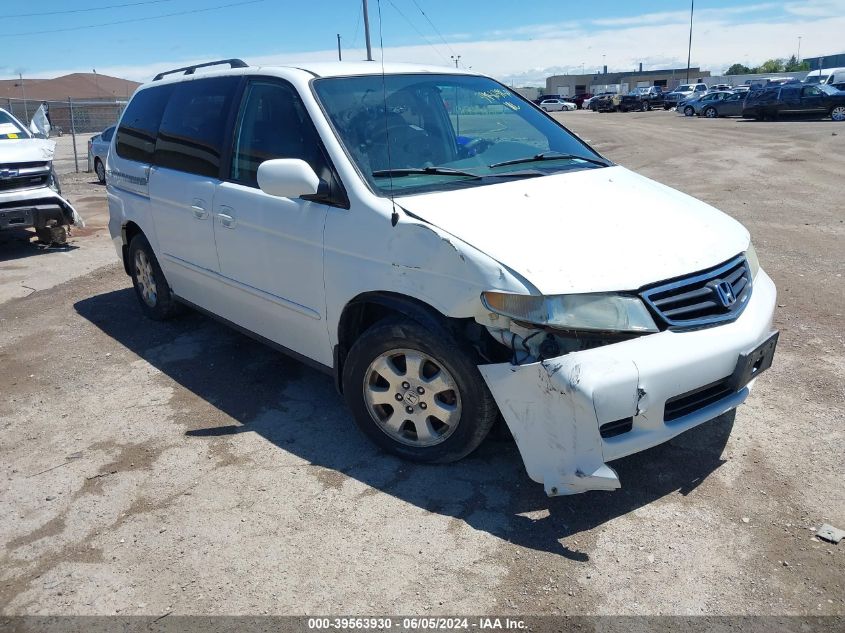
(121, 221, 143, 275)
(334, 292, 472, 393)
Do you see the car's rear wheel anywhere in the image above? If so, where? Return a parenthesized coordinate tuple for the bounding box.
(684, 106, 695, 117)
(831, 106, 845, 122)
(342, 318, 498, 463)
(128, 234, 179, 320)
(643, 101, 651, 111)
(94, 158, 106, 184)
(704, 107, 718, 118)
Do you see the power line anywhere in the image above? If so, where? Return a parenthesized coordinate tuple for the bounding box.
(3, 0, 174, 20)
(408, 0, 456, 58)
(0, 0, 266, 38)
(386, 0, 449, 64)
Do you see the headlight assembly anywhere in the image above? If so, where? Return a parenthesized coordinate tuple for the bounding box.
(746, 242, 760, 279)
(481, 291, 659, 333)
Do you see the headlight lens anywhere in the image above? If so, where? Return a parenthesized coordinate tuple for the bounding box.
(746, 242, 760, 279)
(482, 292, 659, 333)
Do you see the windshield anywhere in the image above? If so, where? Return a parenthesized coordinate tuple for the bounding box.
(0, 111, 30, 140)
(818, 84, 840, 95)
(313, 73, 606, 196)
(676, 85, 693, 91)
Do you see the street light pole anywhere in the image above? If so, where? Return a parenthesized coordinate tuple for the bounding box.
(686, 0, 694, 83)
(337, 34, 342, 61)
(451, 55, 461, 68)
(797, 36, 802, 62)
(362, 0, 373, 61)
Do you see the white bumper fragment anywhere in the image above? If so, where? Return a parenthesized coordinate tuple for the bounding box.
(0, 187, 84, 227)
(479, 270, 777, 496)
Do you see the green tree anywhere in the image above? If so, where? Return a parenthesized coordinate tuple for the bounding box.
(758, 58, 785, 73)
(725, 63, 751, 75)
(784, 55, 810, 72)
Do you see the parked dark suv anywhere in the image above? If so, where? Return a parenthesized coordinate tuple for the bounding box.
(742, 84, 845, 121)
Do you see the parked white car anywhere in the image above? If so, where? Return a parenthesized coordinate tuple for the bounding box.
(108, 60, 778, 496)
(0, 107, 83, 243)
(539, 98, 576, 112)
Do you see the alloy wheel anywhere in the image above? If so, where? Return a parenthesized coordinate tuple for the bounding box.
(832, 106, 845, 122)
(362, 348, 462, 447)
(134, 250, 158, 307)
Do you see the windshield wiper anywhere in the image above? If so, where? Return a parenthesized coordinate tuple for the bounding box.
(488, 152, 610, 169)
(371, 166, 480, 178)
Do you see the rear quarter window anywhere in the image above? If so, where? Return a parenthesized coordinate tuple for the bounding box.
(153, 76, 241, 178)
(115, 84, 175, 163)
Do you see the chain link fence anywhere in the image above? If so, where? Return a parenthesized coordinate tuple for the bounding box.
(4, 96, 127, 174)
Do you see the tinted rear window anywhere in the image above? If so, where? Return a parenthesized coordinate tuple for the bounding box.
(153, 76, 240, 178)
(115, 84, 174, 163)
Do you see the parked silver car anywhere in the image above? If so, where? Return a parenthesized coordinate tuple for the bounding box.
(692, 91, 747, 118)
(87, 125, 114, 184)
(679, 91, 734, 116)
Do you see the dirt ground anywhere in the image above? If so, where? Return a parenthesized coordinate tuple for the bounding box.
(0, 111, 842, 617)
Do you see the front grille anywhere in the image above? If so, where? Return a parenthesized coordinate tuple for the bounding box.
(664, 376, 734, 422)
(0, 174, 49, 192)
(640, 255, 752, 329)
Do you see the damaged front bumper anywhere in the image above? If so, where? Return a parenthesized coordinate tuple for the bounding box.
(479, 270, 777, 496)
(0, 187, 84, 232)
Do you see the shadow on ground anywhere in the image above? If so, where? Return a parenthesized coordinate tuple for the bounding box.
(75, 288, 734, 560)
(0, 228, 78, 262)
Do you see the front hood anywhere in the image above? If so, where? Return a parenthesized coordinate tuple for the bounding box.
(0, 137, 56, 163)
(395, 166, 749, 294)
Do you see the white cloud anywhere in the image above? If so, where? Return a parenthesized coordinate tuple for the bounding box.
(19, 3, 845, 87)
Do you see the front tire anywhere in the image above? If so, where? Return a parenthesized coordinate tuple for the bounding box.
(128, 234, 179, 320)
(94, 158, 106, 184)
(342, 318, 498, 463)
(684, 106, 695, 117)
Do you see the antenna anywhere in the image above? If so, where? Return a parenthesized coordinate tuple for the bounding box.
(363, 0, 374, 62)
(376, 0, 399, 227)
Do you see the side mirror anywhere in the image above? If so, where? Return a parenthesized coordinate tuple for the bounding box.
(257, 159, 320, 199)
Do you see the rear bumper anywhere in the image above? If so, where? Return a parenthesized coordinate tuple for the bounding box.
(479, 270, 777, 496)
(0, 187, 84, 230)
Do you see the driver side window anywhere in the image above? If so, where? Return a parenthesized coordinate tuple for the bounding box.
(230, 81, 327, 188)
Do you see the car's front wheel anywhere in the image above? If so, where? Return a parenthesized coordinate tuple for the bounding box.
(684, 106, 695, 116)
(342, 318, 498, 463)
(831, 105, 845, 122)
(94, 158, 106, 184)
(128, 234, 179, 320)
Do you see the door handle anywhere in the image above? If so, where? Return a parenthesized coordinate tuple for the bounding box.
(191, 198, 208, 220)
(217, 206, 236, 229)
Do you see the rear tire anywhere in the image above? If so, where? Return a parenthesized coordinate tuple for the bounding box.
(128, 234, 179, 321)
(342, 318, 498, 463)
(831, 106, 845, 122)
(704, 107, 718, 118)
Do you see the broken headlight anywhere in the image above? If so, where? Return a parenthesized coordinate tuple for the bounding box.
(47, 163, 61, 195)
(746, 242, 760, 279)
(481, 292, 659, 333)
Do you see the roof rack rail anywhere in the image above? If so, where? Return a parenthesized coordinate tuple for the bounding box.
(153, 59, 248, 81)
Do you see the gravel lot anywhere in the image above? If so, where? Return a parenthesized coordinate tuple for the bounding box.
(1, 110, 842, 617)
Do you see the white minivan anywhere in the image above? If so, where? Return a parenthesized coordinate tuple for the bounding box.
(107, 59, 778, 496)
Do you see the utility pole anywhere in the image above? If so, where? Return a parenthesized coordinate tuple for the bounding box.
(362, 0, 373, 61)
(451, 55, 461, 68)
(686, 0, 694, 83)
(337, 34, 342, 61)
(797, 36, 802, 62)
(19, 73, 29, 122)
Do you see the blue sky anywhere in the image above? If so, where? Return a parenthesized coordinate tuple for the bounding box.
(3, 0, 844, 84)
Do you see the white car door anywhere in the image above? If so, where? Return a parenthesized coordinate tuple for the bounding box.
(210, 79, 335, 366)
(146, 76, 241, 305)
